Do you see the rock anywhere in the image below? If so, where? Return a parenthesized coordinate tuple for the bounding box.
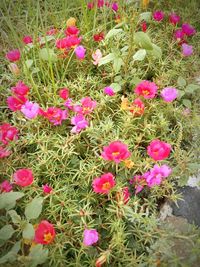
(171, 186, 200, 227)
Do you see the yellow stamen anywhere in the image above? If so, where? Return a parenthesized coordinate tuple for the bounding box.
(44, 232, 53, 243)
(102, 182, 111, 190)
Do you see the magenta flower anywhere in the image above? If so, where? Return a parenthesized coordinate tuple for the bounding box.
(147, 139, 171, 161)
(182, 23, 196, 36)
(0, 180, 13, 192)
(153, 11, 164, 22)
(182, 43, 193, 57)
(112, 2, 118, 12)
(132, 175, 146, 194)
(6, 49, 21, 62)
(145, 164, 172, 187)
(0, 146, 11, 158)
(80, 97, 97, 115)
(74, 45, 86, 60)
(11, 81, 30, 96)
(101, 141, 131, 163)
(42, 184, 53, 194)
(0, 123, 18, 145)
(92, 173, 116, 194)
(134, 80, 158, 99)
(174, 29, 185, 41)
(42, 107, 68, 125)
(71, 114, 89, 133)
(22, 35, 33, 44)
(169, 13, 180, 25)
(21, 100, 40, 119)
(87, 2, 94, 9)
(160, 87, 178, 102)
(104, 86, 115, 96)
(83, 229, 99, 246)
(7, 95, 27, 111)
(64, 98, 74, 110)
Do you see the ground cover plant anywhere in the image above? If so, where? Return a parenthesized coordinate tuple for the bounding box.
(0, 0, 200, 266)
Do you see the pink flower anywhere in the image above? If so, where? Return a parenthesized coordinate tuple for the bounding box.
(103, 87, 115, 96)
(147, 139, 171, 161)
(22, 35, 33, 44)
(145, 164, 172, 187)
(134, 80, 158, 99)
(112, 2, 118, 12)
(92, 173, 116, 194)
(80, 97, 97, 115)
(59, 88, 69, 100)
(46, 28, 58, 36)
(132, 175, 146, 194)
(92, 49, 102, 65)
(6, 49, 21, 62)
(169, 13, 180, 25)
(42, 107, 68, 125)
(7, 95, 27, 111)
(160, 87, 178, 102)
(74, 45, 86, 60)
(87, 2, 94, 9)
(0, 180, 13, 193)
(182, 43, 193, 57)
(182, 23, 196, 36)
(153, 11, 164, 22)
(174, 29, 185, 41)
(0, 146, 11, 158)
(0, 123, 18, 145)
(11, 81, 30, 96)
(42, 184, 53, 194)
(83, 229, 99, 246)
(64, 98, 74, 110)
(71, 114, 89, 133)
(101, 141, 131, 163)
(97, 0, 104, 8)
(13, 168, 34, 187)
(8, 63, 20, 76)
(21, 101, 40, 119)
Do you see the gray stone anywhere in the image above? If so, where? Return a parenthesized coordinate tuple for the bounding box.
(171, 186, 200, 227)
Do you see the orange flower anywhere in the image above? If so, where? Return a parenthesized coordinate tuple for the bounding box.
(124, 159, 134, 169)
(66, 17, 76, 27)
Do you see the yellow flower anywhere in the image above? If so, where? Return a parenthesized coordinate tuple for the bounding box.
(66, 17, 76, 27)
(121, 96, 129, 110)
(142, 0, 150, 9)
(124, 159, 134, 169)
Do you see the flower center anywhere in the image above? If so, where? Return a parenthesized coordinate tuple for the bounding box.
(43, 232, 53, 243)
(142, 89, 150, 96)
(112, 152, 120, 157)
(102, 182, 111, 190)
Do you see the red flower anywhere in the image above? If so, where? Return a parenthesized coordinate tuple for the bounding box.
(101, 141, 131, 163)
(92, 173, 115, 194)
(147, 139, 171, 161)
(59, 88, 69, 100)
(34, 220, 56, 245)
(6, 49, 21, 62)
(13, 168, 34, 187)
(141, 21, 147, 32)
(116, 187, 130, 204)
(134, 80, 158, 99)
(129, 98, 145, 116)
(65, 26, 79, 36)
(11, 81, 30, 96)
(7, 95, 27, 111)
(93, 32, 104, 42)
(22, 35, 33, 44)
(41, 107, 68, 125)
(0, 123, 18, 145)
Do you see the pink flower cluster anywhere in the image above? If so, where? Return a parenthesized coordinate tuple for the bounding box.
(0, 123, 19, 158)
(87, 1, 118, 12)
(132, 164, 172, 193)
